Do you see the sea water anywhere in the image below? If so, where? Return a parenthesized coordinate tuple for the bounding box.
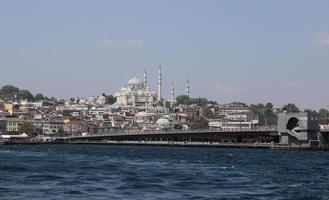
(0, 145, 329, 199)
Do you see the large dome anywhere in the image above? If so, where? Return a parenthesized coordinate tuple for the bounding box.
(128, 77, 143, 85)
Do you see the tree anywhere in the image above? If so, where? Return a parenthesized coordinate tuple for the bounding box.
(175, 95, 190, 105)
(49, 97, 57, 102)
(283, 103, 300, 113)
(0, 85, 19, 99)
(304, 109, 317, 114)
(201, 106, 214, 119)
(19, 123, 40, 137)
(35, 93, 45, 101)
(58, 127, 65, 135)
(319, 109, 329, 124)
(250, 102, 277, 126)
(256, 103, 265, 109)
(265, 110, 278, 125)
(158, 100, 164, 107)
(18, 90, 34, 101)
(34, 126, 43, 135)
(173, 124, 183, 130)
(175, 95, 209, 106)
(265, 103, 273, 109)
(102, 93, 116, 105)
(190, 117, 209, 129)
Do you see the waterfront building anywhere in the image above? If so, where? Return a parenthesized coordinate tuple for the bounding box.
(64, 119, 86, 135)
(208, 119, 223, 128)
(5, 118, 25, 132)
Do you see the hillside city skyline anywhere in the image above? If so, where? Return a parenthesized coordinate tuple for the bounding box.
(1, 1, 329, 109)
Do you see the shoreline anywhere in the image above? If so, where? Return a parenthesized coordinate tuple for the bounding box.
(2, 140, 329, 151)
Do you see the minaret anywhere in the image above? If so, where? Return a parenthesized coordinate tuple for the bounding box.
(186, 78, 190, 97)
(143, 69, 148, 89)
(170, 81, 175, 107)
(158, 65, 162, 101)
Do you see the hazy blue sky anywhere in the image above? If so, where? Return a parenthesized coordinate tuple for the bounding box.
(1, 1, 329, 109)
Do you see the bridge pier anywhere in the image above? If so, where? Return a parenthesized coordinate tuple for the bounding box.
(319, 132, 329, 147)
(277, 112, 320, 146)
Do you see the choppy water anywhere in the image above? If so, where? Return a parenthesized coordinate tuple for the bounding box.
(0, 145, 329, 200)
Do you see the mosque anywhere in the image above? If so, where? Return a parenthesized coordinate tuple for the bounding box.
(114, 66, 189, 108)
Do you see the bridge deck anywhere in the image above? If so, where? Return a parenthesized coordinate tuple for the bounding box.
(57, 128, 278, 140)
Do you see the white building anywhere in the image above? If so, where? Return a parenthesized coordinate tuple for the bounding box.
(96, 95, 106, 105)
(114, 70, 158, 107)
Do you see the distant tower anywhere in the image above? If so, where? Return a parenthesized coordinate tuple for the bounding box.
(158, 65, 162, 101)
(170, 81, 175, 107)
(144, 69, 148, 89)
(186, 78, 190, 97)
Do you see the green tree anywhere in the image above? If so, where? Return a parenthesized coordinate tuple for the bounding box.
(35, 93, 45, 101)
(250, 104, 265, 125)
(158, 100, 164, 107)
(102, 93, 116, 105)
(49, 97, 57, 102)
(34, 126, 43, 135)
(19, 123, 40, 137)
(265, 109, 278, 125)
(173, 124, 183, 130)
(0, 85, 19, 99)
(58, 127, 65, 135)
(175, 95, 209, 106)
(175, 95, 190, 105)
(250, 102, 277, 126)
(265, 102, 273, 109)
(283, 103, 300, 113)
(201, 106, 214, 119)
(18, 90, 34, 101)
(319, 109, 329, 124)
(190, 117, 209, 129)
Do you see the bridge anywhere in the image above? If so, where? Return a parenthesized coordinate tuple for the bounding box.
(56, 128, 279, 144)
(53, 111, 329, 148)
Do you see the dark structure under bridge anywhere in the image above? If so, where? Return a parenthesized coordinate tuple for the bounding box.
(56, 129, 280, 144)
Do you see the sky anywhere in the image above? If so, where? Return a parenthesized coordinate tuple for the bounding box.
(0, 0, 329, 109)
